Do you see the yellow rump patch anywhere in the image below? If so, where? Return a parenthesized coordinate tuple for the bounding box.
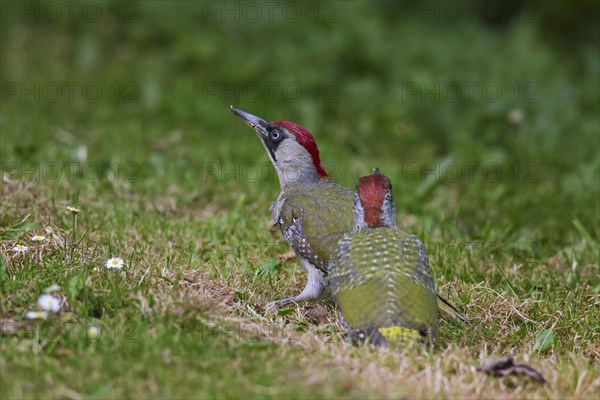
(378, 326, 420, 343)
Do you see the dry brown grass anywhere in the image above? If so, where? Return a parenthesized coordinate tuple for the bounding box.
(2, 181, 598, 399)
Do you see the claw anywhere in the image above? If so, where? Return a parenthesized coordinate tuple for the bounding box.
(265, 301, 280, 313)
(266, 298, 296, 311)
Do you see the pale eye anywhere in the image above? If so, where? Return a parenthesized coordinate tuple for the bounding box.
(270, 129, 282, 142)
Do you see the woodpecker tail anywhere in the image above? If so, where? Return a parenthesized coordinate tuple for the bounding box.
(437, 294, 470, 326)
(378, 326, 422, 344)
(349, 326, 424, 348)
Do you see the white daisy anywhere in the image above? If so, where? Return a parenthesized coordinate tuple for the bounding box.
(67, 205, 80, 215)
(25, 310, 48, 320)
(31, 235, 46, 242)
(88, 326, 101, 339)
(37, 294, 61, 313)
(105, 257, 124, 269)
(45, 284, 61, 293)
(12, 245, 29, 254)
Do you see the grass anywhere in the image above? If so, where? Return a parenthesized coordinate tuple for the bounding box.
(1, 1, 599, 399)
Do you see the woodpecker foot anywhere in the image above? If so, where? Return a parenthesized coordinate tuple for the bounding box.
(265, 298, 296, 311)
(266, 258, 327, 313)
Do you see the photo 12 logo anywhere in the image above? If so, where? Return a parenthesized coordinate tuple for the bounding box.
(197, 161, 340, 183)
(2, 162, 139, 183)
(200, 1, 339, 24)
(0, 1, 139, 24)
(401, 162, 540, 184)
(1, 82, 140, 104)
(400, 81, 539, 104)
(398, 1, 539, 24)
(0, 320, 140, 344)
(201, 82, 339, 104)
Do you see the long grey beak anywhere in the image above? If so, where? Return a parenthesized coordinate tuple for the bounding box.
(230, 106, 270, 136)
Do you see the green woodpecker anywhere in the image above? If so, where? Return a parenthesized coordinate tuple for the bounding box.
(230, 107, 466, 324)
(328, 168, 438, 347)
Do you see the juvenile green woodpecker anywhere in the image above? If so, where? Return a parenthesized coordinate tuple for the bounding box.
(328, 168, 438, 346)
(230, 107, 466, 324)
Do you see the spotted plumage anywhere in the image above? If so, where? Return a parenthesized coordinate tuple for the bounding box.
(330, 228, 438, 346)
(281, 209, 327, 273)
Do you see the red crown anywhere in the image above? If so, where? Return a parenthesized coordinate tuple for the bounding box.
(357, 172, 390, 226)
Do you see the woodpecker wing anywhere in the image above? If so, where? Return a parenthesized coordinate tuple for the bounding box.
(281, 209, 328, 273)
(274, 181, 355, 273)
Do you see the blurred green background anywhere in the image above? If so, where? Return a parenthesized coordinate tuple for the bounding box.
(1, 0, 598, 258)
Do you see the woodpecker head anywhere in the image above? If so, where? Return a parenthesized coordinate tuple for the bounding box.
(352, 168, 397, 232)
(230, 106, 328, 189)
